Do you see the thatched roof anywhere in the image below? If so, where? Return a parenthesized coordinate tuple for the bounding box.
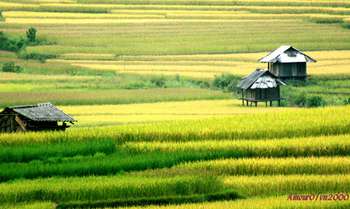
(237, 69, 286, 90)
(259, 45, 316, 63)
(3, 103, 75, 122)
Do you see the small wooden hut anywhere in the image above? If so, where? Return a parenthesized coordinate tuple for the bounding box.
(259, 45, 316, 80)
(0, 103, 75, 133)
(237, 69, 286, 106)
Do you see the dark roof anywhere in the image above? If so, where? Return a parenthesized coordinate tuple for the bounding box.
(259, 45, 316, 63)
(237, 69, 286, 90)
(3, 103, 75, 122)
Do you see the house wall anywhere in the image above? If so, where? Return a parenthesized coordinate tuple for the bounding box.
(26, 121, 61, 131)
(243, 87, 280, 101)
(0, 114, 19, 132)
(269, 63, 306, 79)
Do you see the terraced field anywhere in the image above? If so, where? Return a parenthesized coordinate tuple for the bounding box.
(0, 105, 350, 208)
(1, 0, 350, 208)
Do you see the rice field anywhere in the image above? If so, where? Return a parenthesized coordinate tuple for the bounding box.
(54, 50, 350, 77)
(2, 0, 350, 208)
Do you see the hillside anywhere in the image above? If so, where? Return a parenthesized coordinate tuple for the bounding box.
(1, 0, 350, 209)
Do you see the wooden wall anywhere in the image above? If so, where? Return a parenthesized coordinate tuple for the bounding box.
(269, 63, 306, 79)
(243, 86, 280, 101)
(0, 114, 18, 132)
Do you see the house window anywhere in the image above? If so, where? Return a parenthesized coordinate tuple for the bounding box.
(286, 50, 297, 57)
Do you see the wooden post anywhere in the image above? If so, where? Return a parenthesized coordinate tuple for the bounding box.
(270, 101, 272, 107)
(255, 101, 257, 107)
(265, 101, 268, 107)
(278, 100, 281, 107)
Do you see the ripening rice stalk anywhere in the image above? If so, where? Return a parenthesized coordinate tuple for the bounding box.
(123, 134, 350, 157)
(154, 157, 350, 176)
(0, 175, 223, 203)
(110, 196, 350, 209)
(224, 174, 350, 197)
(1, 105, 350, 145)
(0, 202, 55, 209)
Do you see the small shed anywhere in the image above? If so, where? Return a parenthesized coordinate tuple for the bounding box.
(259, 45, 316, 80)
(0, 103, 75, 133)
(237, 69, 286, 106)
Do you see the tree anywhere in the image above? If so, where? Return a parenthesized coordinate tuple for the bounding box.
(26, 27, 37, 43)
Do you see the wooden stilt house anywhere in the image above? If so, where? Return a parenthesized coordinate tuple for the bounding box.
(0, 103, 75, 133)
(237, 69, 286, 107)
(259, 45, 316, 80)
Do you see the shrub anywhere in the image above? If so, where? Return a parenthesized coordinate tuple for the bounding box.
(18, 52, 57, 62)
(306, 96, 326, 107)
(151, 76, 166, 88)
(344, 98, 350, 105)
(293, 92, 307, 107)
(26, 27, 37, 43)
(213, 74, 240, 91)
(1, 62, 23, 73)
(0, 32, 26, 52)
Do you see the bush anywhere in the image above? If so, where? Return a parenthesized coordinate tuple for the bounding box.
(1, 62, 23, 73)
(18, 52, 57, 62)
(306, 96, 326, 107)
(0, 32, 26, 52)
(151, 76, 166, 88)
(293, 92, 307, 107)
(213, 74, 240, 91)
(344, 98, 350, 105)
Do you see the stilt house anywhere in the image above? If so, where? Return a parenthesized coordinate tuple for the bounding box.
(237, 69, 286, 106)
(0, 103, 75, 133)
(259, 45, 316, 80)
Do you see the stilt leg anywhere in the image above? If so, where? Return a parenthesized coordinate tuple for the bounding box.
(270, 101, 272, 107)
